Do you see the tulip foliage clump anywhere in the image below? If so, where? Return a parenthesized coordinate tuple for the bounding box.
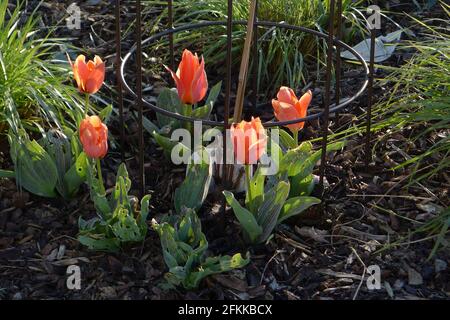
(7, 127, 88, 199)
(3, 100, 89, 198)
(224, 140, 345, 244)
(78, 163, 150, 251)
(152, 209, 249, 290)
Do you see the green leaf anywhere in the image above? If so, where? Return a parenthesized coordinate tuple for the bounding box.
(279, 141, 312, 177)
(63, 152, 88, 197)
(139, 195, 151, 227)
(184, 252, 249, 289)
(278, 196, 321, 224)
(190, 82, 221, 121)
(174, 160, 212, 214)
(110, 163, 132, 210)
(85, 158, 111, 216)
(191, 103, 212, 120)
(0, 169, 15, 178)
(290, 173, 315, 197)
(156, 88, 184, 128)
(256, 180, 290, 243)
(152, 131, 190, 160)
(78, 217, 120, 252)
(205, 81, 222, 107)
(178, 208, 203, 247)
(9, 133, 58, 198)
(77, 235, 120, 252)
(44, 130, 73, 197)
(245, 167, 265, 214)
(98, 104, 113, 122)
(279, 129, 297, 149)
(111, 206, 145, 242)
(142, 115, 160, 135)
(223, 190, 263, 243)
(293, 141, 346, 182)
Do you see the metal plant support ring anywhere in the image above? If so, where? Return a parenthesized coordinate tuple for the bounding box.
(119, 20, 370, 128)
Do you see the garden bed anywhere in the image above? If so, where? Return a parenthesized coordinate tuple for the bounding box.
(0, 0, 449, 300)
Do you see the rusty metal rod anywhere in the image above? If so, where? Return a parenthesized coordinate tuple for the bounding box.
(222, 0, 233, 191)
(335, 0, 343, 128)
(115, 0, 125, 162)
(319, 0, 336, 194)
(168, 0, 175, 71)
(136, 0, 145, 197)
(365, 28, 376, 167)
(251, 0, 259, 114)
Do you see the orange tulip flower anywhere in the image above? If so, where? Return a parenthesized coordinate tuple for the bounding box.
(272, 87, 312, 133)
(79, 116, 108, 159)
(68, 54, 105, 94)
(230, 117, 267, 165)
(166, 49, 208, 105)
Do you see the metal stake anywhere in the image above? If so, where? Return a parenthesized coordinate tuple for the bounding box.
(136, 0, 145, 197)
(168, 0, 175, 71)
(115, 0, 125, 162)
(319, 0, 336, 194)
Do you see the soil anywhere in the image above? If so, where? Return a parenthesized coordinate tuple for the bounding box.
(0, 1, 448, 300)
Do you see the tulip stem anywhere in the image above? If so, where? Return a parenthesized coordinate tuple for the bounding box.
(245, 164, 252, 200)
(293, 130, 299, 147)
(84, 93, 90, 117)
(96, 158, 105, 195)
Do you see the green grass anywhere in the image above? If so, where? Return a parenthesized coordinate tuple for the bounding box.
(0, 0, 87, 135)
(326, 3, 449, 186)
(142, 0, 366, 100)
(320, 2, 450, 257)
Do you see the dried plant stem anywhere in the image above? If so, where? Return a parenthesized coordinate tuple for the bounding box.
(233, 0, 257, 123)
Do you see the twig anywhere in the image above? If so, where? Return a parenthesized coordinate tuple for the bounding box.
(233, 0, 257, 122)
(259, 249, 284, 286)
(351, 247, 367, 300)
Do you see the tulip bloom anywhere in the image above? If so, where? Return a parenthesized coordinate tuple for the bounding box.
(230, 117, 267, 165)
(272, 87, 312, 133)
(68, 54, 105, 95)
(79, 116, 108, 159)
(166, 49, 208, 105)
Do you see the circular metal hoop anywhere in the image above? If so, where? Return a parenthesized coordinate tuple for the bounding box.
(120, 20, 369, 128)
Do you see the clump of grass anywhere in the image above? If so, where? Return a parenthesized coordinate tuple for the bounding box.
(142, 0, 366, 99)
(324, 2, 449, 258)
(0, 0, 86, 135)
(348, 4, 449, 185)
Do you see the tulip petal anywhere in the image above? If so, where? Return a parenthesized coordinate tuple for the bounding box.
(273, 101, 304, 132)
(296, 90, 312, 117)
(277, 86, 298, 104)
(230, 117, 267, 165)
(80, 116, 108, 159)
(192, 56, 208, 103)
